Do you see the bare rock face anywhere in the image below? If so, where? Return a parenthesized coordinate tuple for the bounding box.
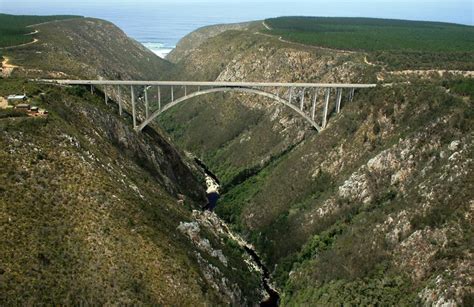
(67, 97, 205, 201)
(338, 171, 372, 204)
(159, 20, 473, 306)
(178, 221, 228, 266)
(418, 258, 473, 307)
(394, 228, 448, 280)
(177, 210, 266, 305)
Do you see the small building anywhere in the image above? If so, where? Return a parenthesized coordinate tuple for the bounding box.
(7, 95, 27, 103)
(30, 106, 39, 113)
(15, 103, 30, 110)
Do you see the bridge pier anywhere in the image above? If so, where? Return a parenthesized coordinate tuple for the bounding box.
(157, 86, 161, 110)
(311, 90, 318, 120)
(336, 88, 342, 113)
(322, 88, 330, 128)
(104, 85, 108, 105)
(131, 85, 136, 129)
(145, 86, 149, 119)
(117, 85, 122, 116)
(300, 88, 305, 111)
(349, 88, 355, 102)
(289, 87, 294, 104)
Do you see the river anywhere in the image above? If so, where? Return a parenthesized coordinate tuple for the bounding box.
(194, 157, 280, 306)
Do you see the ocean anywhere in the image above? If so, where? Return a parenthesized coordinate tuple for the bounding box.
(1, 0, 472, 58)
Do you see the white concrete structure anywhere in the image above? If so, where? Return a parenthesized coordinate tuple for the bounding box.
(37, 79, 376, 132)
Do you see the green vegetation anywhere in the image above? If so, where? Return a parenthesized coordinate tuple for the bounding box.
(0, 14, 80, 48)
(443, 78, 474, 99)
(265, 17, 474, 70)
(2, 16, 172, 81)
(148, 18, 474, 304)
(0, 79, 261, 305)
(163, 79, 474, 305)
(2, 13, 473, 305)
(0, 108, 29, 118)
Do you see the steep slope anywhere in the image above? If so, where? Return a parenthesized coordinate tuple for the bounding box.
(159, 20, 473, 305)
(1, 16, 263, 305)
(0, 14, 79, 48)
(161, 27, 376, 184)
(0, 78, 263, 305)
(3, 17, 173, 80)
(167, 21, 257, 64)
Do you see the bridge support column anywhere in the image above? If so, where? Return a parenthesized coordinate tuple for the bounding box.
(300, 88, 305, 111)
(171, 86, 174, 102)
(184, 85, 187, 96)
(311, 90, 318, 120)
(349, 88, 355, 102)
(145, 86, 149, 119)
(289, 87, 294, 104)
(157, 86, 161, 110)
(104, 86, 108, 105)
(322, 88, 330, 128)
(336, 88, 342, 113)
(90, 85, 94, 95)
(117, 85, 122, 116)
(131, 86, 137, 129)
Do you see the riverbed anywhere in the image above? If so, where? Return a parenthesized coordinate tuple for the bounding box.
(195, 156, 280, 306)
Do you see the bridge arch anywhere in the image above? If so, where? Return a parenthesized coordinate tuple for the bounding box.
(136, 86, 322, 132)
(36, 79, 377, 132)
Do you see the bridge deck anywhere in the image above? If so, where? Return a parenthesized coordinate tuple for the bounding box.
(35, 79, 377, 132)
(37, 79, 377, 89)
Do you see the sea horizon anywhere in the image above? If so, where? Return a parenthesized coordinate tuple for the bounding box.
(1, 0, 472, 58)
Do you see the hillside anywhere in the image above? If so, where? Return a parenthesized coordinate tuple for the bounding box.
(1, 15, 173, 80)
(167, 21, 258, 64)
(0, 16, 263, 305)
(2, 13, 473, 305)
(0, 14, 80, 48)
(159, 17, 474, 305)
(264, 17, 474, 71)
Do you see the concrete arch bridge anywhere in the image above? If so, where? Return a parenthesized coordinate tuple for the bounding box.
(38, 80, 376, 132)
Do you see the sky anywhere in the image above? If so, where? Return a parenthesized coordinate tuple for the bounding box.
(0, 0, 472, 26)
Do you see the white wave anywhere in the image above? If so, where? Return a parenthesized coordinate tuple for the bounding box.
(141, 42, 175, 59)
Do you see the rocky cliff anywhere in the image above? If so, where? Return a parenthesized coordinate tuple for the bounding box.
(160, 21, 473, 305)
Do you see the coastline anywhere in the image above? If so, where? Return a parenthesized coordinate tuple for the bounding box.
(141, 42, 174, 58)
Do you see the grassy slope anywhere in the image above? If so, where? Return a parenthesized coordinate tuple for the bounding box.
(161, 27, 375, 182)
(0, 80, 202, 304)
(1, 15, 262, 304)
(240, 83, 472, 305)
(4, 17, 173, 80)
(0, 79, 262, 305)
(160, 18, 474, 305)
(167, 21, 258, 63)
(0, 14, 80, 48)
(265, 17, 474, 70)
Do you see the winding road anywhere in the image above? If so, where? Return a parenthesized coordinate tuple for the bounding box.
(0, 18, 73, 50)
(256, 21, 354, 54)
(1, 57, 18, 77)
